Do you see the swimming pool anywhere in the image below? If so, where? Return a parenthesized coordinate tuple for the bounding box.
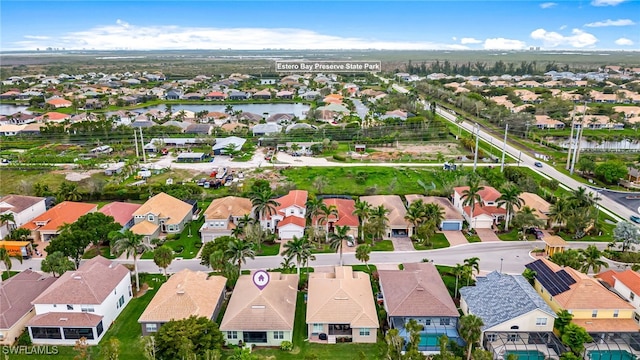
(588, 350, 636, 360)
(505, 350, 546, 360)
(418, 334, 440, 347)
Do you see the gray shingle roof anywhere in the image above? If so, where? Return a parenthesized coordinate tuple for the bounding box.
(459, 271, 555, 330)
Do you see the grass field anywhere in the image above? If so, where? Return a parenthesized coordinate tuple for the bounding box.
(281, 166, 446, 195)
(0, 169, 66, 194)
(140, 217, 204, 260)
(370, 240, 394, 251)
(414, 232, 450, 250)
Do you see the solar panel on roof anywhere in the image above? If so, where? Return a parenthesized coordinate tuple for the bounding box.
(525, 260, 573, 297)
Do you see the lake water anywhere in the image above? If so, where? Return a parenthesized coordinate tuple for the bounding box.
(137, 103, 311, 118)
(553, 138, 640, 151)
(0, 104, 29, 115)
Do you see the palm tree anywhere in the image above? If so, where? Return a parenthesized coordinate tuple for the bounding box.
(511, 206, 545, 234)
(282, 236, 311, 275)
(318, 203, 338, 239)
(497, 185, 523, 232)
(153, 245, 173, 277)
(0, 247, 22, 282)
(329, 225, 350, 266)
(110, 230, 152, 292)
(568, 187, 594, 209)
(353, 200, 372, 243)
(459, 314, 485, 360)
(452, 263, 465, 298)
(424, 203, 445, 229)
(225, 238, 256, 270)
(355, 244, 371, 270)
(464, 257, 480, 277)
(579, 245, 609, 274)
(305, 197, 324, 228)
(236, 214, 254, 229)
(461, 180, 485, 230)
(0, 213, 16, 232)
(549, 197, 571, 230)
(250, 189, 280, 223)
(405, 200, 427, 235)
(369, 205, 389, 242)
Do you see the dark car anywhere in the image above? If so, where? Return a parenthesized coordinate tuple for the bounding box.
(534, 161, 543, 168)
(527, 227, 544, 239)
(630, 215, 640, 224)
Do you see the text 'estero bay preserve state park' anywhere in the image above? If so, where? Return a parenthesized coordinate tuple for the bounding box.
(1, 0, 640, 359)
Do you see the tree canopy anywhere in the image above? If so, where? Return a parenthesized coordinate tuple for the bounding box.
(154, 316, 224, 360)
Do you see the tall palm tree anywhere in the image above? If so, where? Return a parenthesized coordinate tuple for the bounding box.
(568, 187, 594, 209)
(0, 248, 22, 282)
(250, 189, 280, 223)
(225, 238, 256, 270)
(0, 213, 16, 232)
(512, 206, 545, 234)
(497, 185, 524, 232)
(579, 245, 609, 274)
(405, 200, 427, 235)
(305, 197, 324, 228)
(424, 203, 445, 229)
(329, 225, 350, 266)
(236, 214, 254, 229)
(461, 180, 485, 230)
(452, 263, 465, 298)
(369, 205, 389, 242)
(464, 257, 480, 276)
(318, 204, 338, 240)
(353, 200, 372, 243)
(355, 244, 371, 270)
(549, 197, 571, 230)
(283, 236, 312, 275)
(111, 230, 152, 292)
(459, 314, 485, 360)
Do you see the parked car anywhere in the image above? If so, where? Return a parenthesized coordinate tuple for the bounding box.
(527, 227, 544, 239)
(347, 235, 355, 247)
(534, 161, 543, 168)
(630, 215, 640, 224)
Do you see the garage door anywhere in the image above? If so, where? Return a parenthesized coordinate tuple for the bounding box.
(441, 221, 462, 231)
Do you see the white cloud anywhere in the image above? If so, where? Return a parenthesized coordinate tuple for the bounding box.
(452, 36, 457, 41)
(461, 37, 482, 44)
(23, 35, 50, 40)
(483, 38, 527, 50)
(615, 37, 634, 45)
(540, 2, 558, 9)
(585, 19, 635, 27)
(591, 0, 626, 6)
(530, 28, 598, 48)
(7, 21, 468, 51)
(559, 25, 567, 30)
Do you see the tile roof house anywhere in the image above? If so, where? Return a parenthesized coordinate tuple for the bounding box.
(360, 195, 410, 238)
(519, 192, 552, 227)
(200, 196, 253, 242)
(307, 266, 379, 344)
(452, 186, 505, 229)
(0, 195, 47, 239)
(596, 269, 640, 325)
(27, 256, 132, 345)
(379, 262, 460, 351)
(138, 269, 226, 336)
(45, 98, 72, 108)
(525, 258, 638, 333)
(0, 270, 57, 345)
(131, 192, 193, 242)
(405, 195, 464, 231)
(220, 272, 298, 347)
(534, 115, 565, 130)
(316, 198, 359, 236)
(263, 190, 308, 240)
(98, 202, 141, 230)
(460, 271, 557, 355)
(21, 201, 97, 242)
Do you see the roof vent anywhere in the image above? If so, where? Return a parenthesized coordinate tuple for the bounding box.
(334, 297, 349, 300)
(60, 318, 68, 321)
(177, 290, 185, 294)
(416, 287, 424, 291)
(251, 305, 266, 309)
(73, 276, 82, 280)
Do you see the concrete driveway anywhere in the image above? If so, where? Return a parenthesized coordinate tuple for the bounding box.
(475, 229, 501, 242)
(390, 237, 415, 251)
(441, 231, 468, 246)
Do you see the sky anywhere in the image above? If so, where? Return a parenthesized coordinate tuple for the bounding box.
(1, 1, 639, 51)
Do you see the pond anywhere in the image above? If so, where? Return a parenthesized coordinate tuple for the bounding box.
(0, 104, 29, 115)
(137, 103, 311, 118)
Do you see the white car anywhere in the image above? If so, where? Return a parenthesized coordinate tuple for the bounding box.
(347, 235, 355, 247)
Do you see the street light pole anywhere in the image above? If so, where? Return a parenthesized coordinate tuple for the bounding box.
(473, 123, 480, 172)
(500, 258, 504, 273)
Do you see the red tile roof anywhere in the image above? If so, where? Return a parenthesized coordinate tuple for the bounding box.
(321, 198, 358, 227)
(21, 201, 97, 232)
(595, 269, 617, 287)
(278, 216, 305, 228)
(275, 190, 308, 216)
(454, 186, 501, 202)
(599, 269, 640, 296)
(45, 98, 72, 106)
(99, 202, 141, 227)
(35, 112, 71, 122)
(0, 270, 56, 329)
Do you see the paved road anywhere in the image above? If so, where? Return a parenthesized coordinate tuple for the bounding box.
(13, 241, 608, 276)
(434, 105, 628, 223)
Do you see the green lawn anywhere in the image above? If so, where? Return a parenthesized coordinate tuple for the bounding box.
(497, 229, 532, 241)
(281, 166, 443, 195)
(370, 240, 394, 251)
(141, 217, 205, 260)
(0, 169, 65, 194)
(413, 233, 450, 250)
(256, 242, 280, 256)
(1, 271, 18, 281)
(7, 274, 165, 360)
(466, 234, 481, 243)
(311, 244, 337, 254)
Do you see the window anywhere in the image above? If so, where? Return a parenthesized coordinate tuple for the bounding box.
(66, 305, 74, 310)
(536, 318, 547, 326)
(510, 325, 519, 330)
(631, 292, 635, 301)
(312, 323, 323, 334)
(148, 214, 155, 222)
(424, 319, 431, 326)
(243, 331, 267, 343)
(63, 327, 94, 340)
(508, 334, 519, 342)
(440, 318, 451, 326)
(226, 331, 237, 340)
(486, 334, 497, 342)
(81, 306, 95, 313)
(273, 331, 284, 340)
(146, 324, 158, 333)
(592, 310, 598, 318)
(30, 327, 62, 339)
(613, 310, 619, 318)
(359, 328, 370, 336)
(116, 295, 125, 309)
(634, 312, 640, 322)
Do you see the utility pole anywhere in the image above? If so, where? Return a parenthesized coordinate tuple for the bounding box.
(501, 124, 508, 173)
(473, 123, 480, 172)
(133, 131, 139, 159)
(566, 107, 575, 170)
(574, 104, 587, 164)
(139, 127, 147, 163)
(570, 124, 581, 175)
